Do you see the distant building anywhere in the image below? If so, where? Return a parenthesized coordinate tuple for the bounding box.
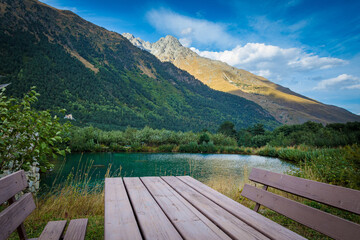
(64, 114, 75, 120)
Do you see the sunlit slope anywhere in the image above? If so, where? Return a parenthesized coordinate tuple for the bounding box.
(124, 34, 360, 124)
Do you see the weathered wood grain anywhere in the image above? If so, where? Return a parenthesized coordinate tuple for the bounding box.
(159, 179, 231, 240)
(0, 170, 28, 204)
(253, 185, 268, 212)
(141, 176, 228, 240)
(104, 178, 142, 240)
(63, 218, 88, 240)
(124, 177, 182, 240)
(162, 176, 269, 240)
(177, 176, 305, 240)
(8, 196, 27, 240)
(242, 184, 360, 240)
(38, 220, 67, 240)
(0, 193, 35, 240)
(249, 168, 360, 214)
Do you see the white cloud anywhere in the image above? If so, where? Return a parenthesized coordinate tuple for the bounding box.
(179, 38, 192, 47)
(313, 74, 360, 90)
(146, 9, 236, 48)
(344, 84, 360, 90)
(190, 43, 347, 81)
(252, 70, 272, 78)
(181, 27, 193, 35)
(288, 55, 346, 70)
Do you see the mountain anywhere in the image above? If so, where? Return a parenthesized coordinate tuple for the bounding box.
(123, 34, 360, 125)
(0, 0, 279, 131)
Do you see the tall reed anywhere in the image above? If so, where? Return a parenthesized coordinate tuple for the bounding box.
(10, 158, 122, 239)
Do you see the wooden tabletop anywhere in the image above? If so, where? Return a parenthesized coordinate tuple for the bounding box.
(104, 176, 306, 240)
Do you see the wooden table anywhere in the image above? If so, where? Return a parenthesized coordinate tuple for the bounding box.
(104, 176, 305, 240)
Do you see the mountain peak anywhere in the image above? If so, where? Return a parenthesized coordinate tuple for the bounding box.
(122, 33, 151, 51)
(163, 35, 181, 43)
(122, 33, 135, 40)
(122, 34, 196, 62)
(155, 35, 184, 51)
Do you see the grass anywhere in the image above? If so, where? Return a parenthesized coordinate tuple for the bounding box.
(9, 185, 105, 240)
(8, 159, 110, 240)
(255, 144, 360, 190)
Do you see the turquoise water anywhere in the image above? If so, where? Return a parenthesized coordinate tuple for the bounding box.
(40, 153, 296, 190)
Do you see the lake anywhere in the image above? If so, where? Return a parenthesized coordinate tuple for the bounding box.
(40, 153, 296, 191)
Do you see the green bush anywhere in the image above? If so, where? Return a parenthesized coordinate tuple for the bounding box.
(239, 121, 360, 148)
(256, 145, 360, 189)
(211, 133, 237, 146)
(109, 143, 127, 152)
(198, 133, 210, 144)
(0, 87, 70, 172)
(158, 144, 176, 153)
(198, 141, 217, 153)
(179, 142, 199, 153)
(257, 145, 279, 158)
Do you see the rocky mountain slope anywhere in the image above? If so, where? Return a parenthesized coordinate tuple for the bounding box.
(0, 0, 278, 131)
(123, 33, 360, 124)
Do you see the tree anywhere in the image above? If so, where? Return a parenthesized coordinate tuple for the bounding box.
(303, 121, 323, 132)
(217, 121, 237, 138)
(237, 130, 252, 147)
(198, 133, 210, 144)
(0, 87, 70, 173)
(248, 123, 265, 136)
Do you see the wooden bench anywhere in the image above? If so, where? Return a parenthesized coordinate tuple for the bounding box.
(0, 170, 88, 240)
(242, 168, 360, 240)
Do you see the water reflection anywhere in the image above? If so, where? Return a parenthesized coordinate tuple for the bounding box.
(41, 153, 296, 190)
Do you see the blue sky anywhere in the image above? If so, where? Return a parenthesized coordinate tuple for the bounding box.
(40, 0, 360, 115)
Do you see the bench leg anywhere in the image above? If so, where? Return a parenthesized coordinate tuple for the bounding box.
(253, 185, 268, 212)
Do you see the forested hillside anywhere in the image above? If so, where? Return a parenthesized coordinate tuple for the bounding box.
(0, 0, 278, 131)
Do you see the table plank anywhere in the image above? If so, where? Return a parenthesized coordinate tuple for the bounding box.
(105, 178, 142, 240)
(158, 180, 232, 240)
(141, 177, 230, 240)
(63, 218, 88, 240)
(123, 177, 182, 240)
(177, 176, 305, 240)
(162, 176, 269, 240)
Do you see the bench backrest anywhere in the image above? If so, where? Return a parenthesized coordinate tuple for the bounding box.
(242, 168, 360, 240)
(0, 170, 36, 240)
